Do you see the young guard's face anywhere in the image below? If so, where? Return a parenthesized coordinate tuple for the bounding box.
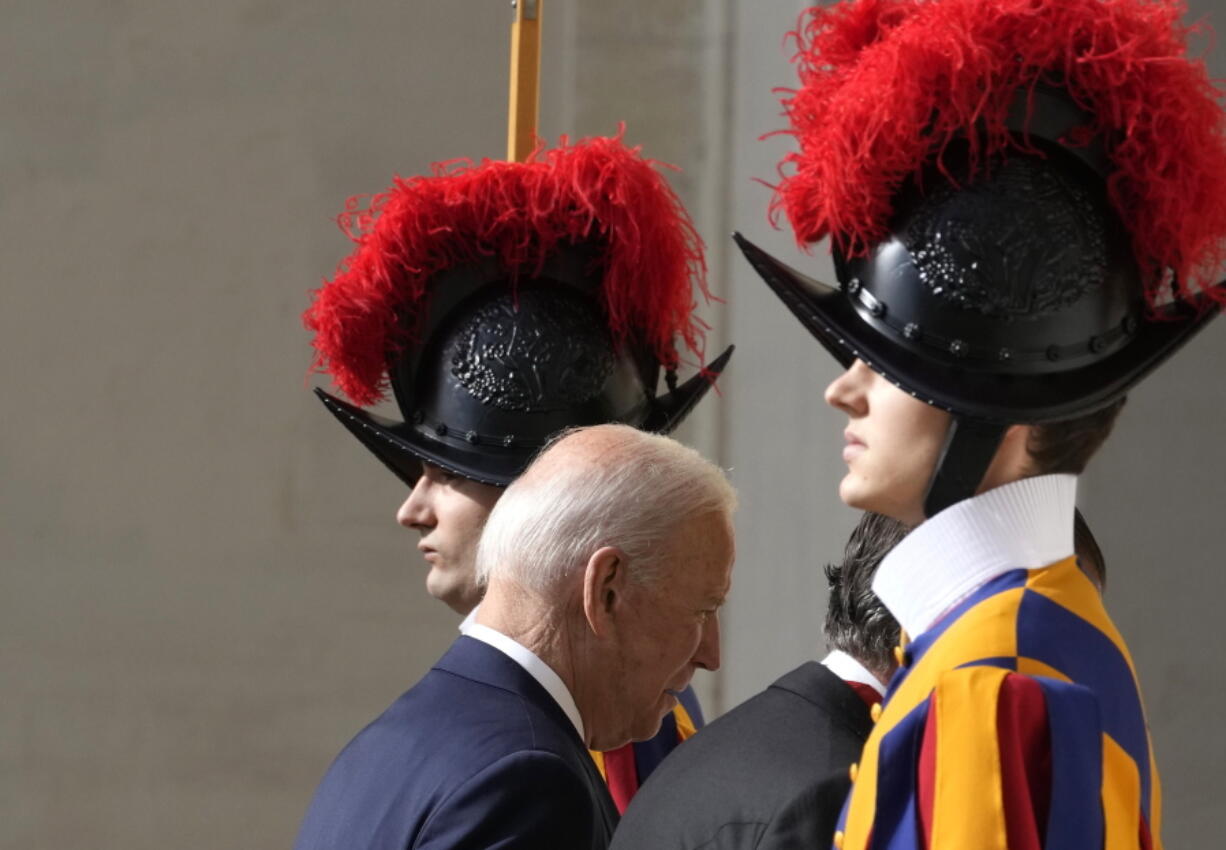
(396, 464, 503, 615)
(824, 359, 952, 527)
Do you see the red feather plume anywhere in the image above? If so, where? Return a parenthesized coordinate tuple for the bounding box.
(773, 0, 1226, 311)
(305, 132, 710, 406)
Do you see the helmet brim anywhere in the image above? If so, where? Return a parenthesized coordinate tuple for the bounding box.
(314, 344, 734, 488)
(735, 232, 1221, 423)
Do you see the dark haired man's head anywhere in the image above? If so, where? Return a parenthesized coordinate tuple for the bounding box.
(823, 512, 908, 684)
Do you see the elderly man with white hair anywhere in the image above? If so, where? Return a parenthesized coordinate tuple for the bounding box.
(293, 424, 737, 850)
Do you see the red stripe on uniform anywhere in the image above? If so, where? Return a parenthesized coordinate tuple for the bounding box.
(996, 674, 1050, 850)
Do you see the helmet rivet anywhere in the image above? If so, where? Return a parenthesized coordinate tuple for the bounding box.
(1089, 335, 1106, 353)
(435, 423, 448, 437)
(998, 347, 1012, 361)
(1123, 315, 1139, 335)
(949, 340, 968, 357)
(846, 278, 862, 295)
(502, 435, 515, 448)
(465, 430, 480, 445)
(1046, 345, 1062, 361)
(903, 322, 921, 341)
(869, 301, 886, 318)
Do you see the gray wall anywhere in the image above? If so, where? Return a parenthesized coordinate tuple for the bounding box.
(2, 1, 1221, 847)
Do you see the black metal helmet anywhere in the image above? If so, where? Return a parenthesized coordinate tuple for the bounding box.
(307, 135, 732, 488)
(316, 249, 732, 487)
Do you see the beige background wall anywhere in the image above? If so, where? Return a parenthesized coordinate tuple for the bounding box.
(3, 1, 1221, 847)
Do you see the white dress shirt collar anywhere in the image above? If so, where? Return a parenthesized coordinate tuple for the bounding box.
(872, 474, 1077, 639)
(461, 620, 586, 742)
(821, 648, 886, 697)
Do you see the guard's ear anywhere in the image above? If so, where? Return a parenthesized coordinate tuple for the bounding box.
(1004, 422, 1032, 447)
(582, 546, 628, 637)
(1003, 422, 1037, 475)
(978, 422, 1035, 492)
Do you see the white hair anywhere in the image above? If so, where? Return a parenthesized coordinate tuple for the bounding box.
(475, 425, 737, 593)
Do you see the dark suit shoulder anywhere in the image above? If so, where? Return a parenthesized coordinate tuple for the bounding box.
(655, 771, 852, 850)
(417, 749, 604, 850)
(637, 662, 869, 786)
(610, 662, 870, 850)
(294, 640, 612, 850)
(320, 665, 576, 785)
(750, 770, 853, 850)
(400, 663, 578, 757)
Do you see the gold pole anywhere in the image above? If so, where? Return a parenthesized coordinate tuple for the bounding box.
(506, 0, 542, 162)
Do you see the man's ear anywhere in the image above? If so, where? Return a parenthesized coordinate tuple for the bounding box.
(1003, 423, 1036, 475)
(582, 546, 628, 637)
(981, 423, 1035, 489)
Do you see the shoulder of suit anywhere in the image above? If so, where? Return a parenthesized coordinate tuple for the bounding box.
(614, 766, 854, 850)
(345, 666, 581, 769)
(417, 748, 606, 848)
(613, 664, 867, 833)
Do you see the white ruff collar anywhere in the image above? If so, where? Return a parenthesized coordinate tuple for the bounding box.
(872, 474, 1077, 638)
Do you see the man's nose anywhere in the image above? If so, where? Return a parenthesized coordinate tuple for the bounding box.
(693, 613, 722, 672)
(824, 358, 870, 416)
(396, 479, 434, 530)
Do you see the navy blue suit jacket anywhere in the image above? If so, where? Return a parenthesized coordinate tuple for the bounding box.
(294, 636, 619, 850)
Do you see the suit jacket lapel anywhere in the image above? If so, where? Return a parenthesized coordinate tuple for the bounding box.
(434, 636, 619, 835)
(435, 636, 582, 741)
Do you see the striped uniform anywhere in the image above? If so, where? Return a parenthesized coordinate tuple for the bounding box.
(592, 687, 703, 813)
(837, 556, 1161, 850)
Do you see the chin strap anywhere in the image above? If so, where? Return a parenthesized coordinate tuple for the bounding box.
(923, 417, 1007, 518)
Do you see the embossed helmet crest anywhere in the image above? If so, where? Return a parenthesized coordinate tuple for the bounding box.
(901, 156, 1107, 322)
(447, 291, 616, 414)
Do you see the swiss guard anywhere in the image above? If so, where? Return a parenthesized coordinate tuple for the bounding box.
(303, 129, 731, 818)
(300, 1, 730, 824)
(306, 133, 729, 490)
(735, 0, 1226, 847)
